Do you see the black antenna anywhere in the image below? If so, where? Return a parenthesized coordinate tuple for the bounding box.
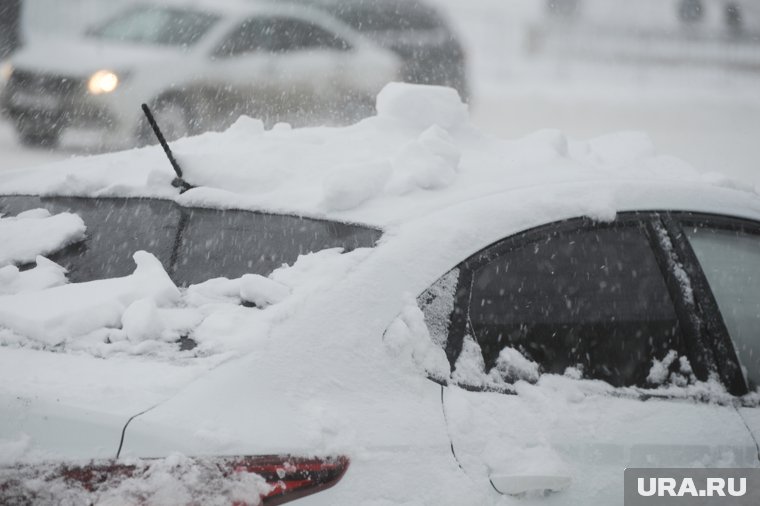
(141, 103, 194, 193)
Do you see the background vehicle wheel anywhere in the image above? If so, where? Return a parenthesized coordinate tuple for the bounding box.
(16, 121, 60, 148)
(725, 3, 743, 33)
(678, 0, 704, 23)
(139, 98, 191, 145)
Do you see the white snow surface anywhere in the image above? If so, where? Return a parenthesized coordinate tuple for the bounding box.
(1, 83, 754, 229)
(0, 209, 86, 267)
(0, 256, 68, 295)
(3, 83, 760, 504)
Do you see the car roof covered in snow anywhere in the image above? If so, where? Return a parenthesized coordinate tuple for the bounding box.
(2, 83, 759, 235)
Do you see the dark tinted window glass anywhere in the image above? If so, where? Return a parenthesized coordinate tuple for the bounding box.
(217, 17, 349, 57)
(270, 18, 349, 52)
(323, 1, 442, 31)
(469, 224, 685, 387)
(684, 223, 760, 390)
(216, 18, 273, 57)
(1, 197, 179, 281)
(172, 206, 374, 285)
(0, 196, 380, 286)
(90, 6, 218, 47)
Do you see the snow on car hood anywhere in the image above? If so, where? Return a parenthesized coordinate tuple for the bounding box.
(2, 82, 756, 229)
(10, 37, 183, 76)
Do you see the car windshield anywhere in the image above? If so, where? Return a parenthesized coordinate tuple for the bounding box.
(87, 5, 219, 47)
(0, 196, 382, 286)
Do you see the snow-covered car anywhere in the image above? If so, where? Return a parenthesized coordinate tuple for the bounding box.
(0, 0, 400, 148)
(1, 84, 760, 504)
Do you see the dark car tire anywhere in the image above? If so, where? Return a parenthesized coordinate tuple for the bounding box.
(678, 0, 704, 23)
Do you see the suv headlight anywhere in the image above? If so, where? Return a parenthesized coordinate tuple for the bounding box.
(87, 69, 120, 95)
(0, 61, 13, 84)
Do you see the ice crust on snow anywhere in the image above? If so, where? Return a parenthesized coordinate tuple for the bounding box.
(383, 296, 450, 380)
(0, 82, 743, 229)
(417, 268, 459, 349)
(0, 209, 86, 267)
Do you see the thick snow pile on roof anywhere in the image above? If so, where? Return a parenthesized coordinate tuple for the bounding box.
(0, 209, 85, 267)
(1, 83, 753, 228)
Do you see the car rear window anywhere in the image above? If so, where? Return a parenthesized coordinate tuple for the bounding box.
(0, 196, 381, 286)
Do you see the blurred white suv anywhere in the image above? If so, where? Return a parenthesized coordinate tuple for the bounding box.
(0, 1, 399, 148)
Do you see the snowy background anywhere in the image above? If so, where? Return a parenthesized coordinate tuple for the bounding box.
(1, 0, 759, 186)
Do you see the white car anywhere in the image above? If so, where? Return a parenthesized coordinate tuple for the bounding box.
(0, 0, 399, 148)
(0, 84, 759, 504)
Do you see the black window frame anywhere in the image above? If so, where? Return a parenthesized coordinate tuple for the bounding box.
(424, 211, 758, 399)
(665, 212, 760, 397)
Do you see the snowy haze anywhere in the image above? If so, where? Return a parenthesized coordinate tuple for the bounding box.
(1, 0, 759, 188)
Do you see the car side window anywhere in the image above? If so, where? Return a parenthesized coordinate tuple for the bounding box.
(215, 18, 274, 57)
(267, 18, 351, 52)
(466, 222, 687, 388)
(215, 17, 350, 58)
(683, 223, 760, 391)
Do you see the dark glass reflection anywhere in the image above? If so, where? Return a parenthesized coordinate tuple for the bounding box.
(0, 196, 381, 286)
(469, 225, 685, 388)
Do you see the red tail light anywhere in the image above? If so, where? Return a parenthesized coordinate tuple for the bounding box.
(229, 455, 350, 505)
(0, 454, 349, 505)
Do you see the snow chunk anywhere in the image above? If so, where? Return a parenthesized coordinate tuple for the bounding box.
(383, 296, 450, 380)
(376, 82, 468, 130)
(0, 256, 68, 295)
(184, 277, 241, 306)
(0, 210, 85, 267)
(452, 335, 488, 388)
(0, 251, 180, 345)
(647, 350, 696, 387)
(239, 274, 290, 308)
(122, 298, 166, 343)
(227, 115, 266, 137)
(322, 159, 392, 211)
(492, 347, 540, 384)
(391, 125, 461, 192)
